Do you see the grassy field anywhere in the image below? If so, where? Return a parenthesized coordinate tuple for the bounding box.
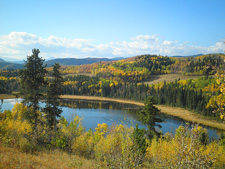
(0, 145, 105, 169)
(143, 74, 206, 85)
(61, 95, 225, 131)
(155, 105, 225, 131)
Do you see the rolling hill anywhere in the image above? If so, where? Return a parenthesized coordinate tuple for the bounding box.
(0, 58, 6, 62)
(0, 61, 24, 70)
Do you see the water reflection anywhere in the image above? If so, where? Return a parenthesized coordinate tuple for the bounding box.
(59, 99, 220, 140)
(59, 99, 144, 131)
(59, 99, 142, 111)
(1, 98, 222, 140)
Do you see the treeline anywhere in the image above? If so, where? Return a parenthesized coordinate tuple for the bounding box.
(0, 70, 19, 77)
(0, 76, 19, 94)
(0, 70, 20, 94)
(0, 72, 222, 121)
(61, 75, 221, 121)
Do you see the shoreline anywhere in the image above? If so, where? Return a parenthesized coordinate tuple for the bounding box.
(60, 95, 145, 106)
(1, 94, 224, 131)
(61, 95, 225, 131)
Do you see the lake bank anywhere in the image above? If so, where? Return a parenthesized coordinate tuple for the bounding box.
(1, 94, 224, 131)
(1, 98, 220, 139)
(61, 95, 225, 131)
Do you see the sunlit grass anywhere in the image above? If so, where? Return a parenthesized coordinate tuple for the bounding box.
(0, 145, 105, 169)
(156, 105, 225, 131)
(143, 74, 215, 85)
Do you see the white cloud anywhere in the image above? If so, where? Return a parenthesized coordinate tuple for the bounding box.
(162, 40, 179, 46)
(131, 34, 159, 42)
(0, 32, 224, 60)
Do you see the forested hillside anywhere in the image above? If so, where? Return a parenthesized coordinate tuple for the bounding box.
(60, 53, 225, 80)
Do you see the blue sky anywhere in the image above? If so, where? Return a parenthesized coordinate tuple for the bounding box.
(0, 0, 225, 60)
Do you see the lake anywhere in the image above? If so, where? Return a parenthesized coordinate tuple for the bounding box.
(1, 98, 221, 140)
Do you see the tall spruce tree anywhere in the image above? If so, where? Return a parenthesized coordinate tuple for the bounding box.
(44, 63, 63, 133)
(138, 96, 163, 139)
(19, 49, 47, 134)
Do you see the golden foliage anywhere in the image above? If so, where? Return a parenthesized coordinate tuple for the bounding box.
(146, 125, 225, 168)
(207, 72, 225, 120)
(0, 103, 32, 140)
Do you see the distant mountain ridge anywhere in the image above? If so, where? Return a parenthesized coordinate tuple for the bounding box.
(45, 58, 114, 67)
(0, 58, 6, 62)
(0, 61, 24, 70)
(0, 57, 123, 70)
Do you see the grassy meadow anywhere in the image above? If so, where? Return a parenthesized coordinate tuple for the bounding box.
(143, 74, 213, 85)
(0, 145, 106, 169)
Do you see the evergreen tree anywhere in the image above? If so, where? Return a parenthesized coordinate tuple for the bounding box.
(131, 124, 147, 167)
(19, 49, 47, 134)
(44, 63, 64, 133)
(138, 96, 163, 139)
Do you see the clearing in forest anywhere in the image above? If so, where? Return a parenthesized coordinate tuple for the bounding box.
(144, 74, 206, 85)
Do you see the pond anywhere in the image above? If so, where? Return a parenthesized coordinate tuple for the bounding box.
(1, 98, 221, 140)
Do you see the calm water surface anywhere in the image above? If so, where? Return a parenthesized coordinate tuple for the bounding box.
(1, 98, 221, 140)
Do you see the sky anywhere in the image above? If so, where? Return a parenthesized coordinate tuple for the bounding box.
(0, 0, 225, 60)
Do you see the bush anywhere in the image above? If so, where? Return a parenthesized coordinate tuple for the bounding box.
(19, 137, 39, 153)
(147, 124, 223, 168)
